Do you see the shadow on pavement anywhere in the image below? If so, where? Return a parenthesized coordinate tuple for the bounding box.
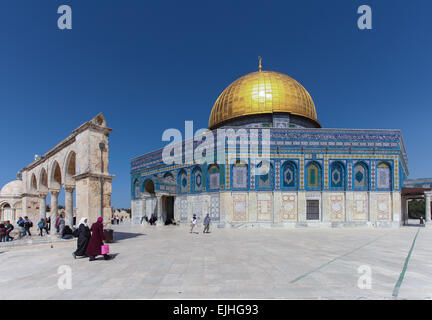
(404, 223, 426, 227)
(112, 231, 144, 242)
(94, 253, 119, 261)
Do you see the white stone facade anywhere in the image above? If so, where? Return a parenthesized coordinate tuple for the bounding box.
(132, 190, 402, 228)
(0, 114, 115, 229)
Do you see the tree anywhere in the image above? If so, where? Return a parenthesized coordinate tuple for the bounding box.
(409, 199, 425, 219)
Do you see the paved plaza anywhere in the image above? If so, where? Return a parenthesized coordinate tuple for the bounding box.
(0, 222, 431, 300)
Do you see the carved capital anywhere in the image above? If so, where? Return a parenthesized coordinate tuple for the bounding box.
(49, 189, 60, 197)
(63, 185, 75, 193)
(38, 192, 48, 198)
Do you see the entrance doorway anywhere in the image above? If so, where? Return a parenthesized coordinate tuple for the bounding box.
(306, 200, 320, 220)
(162, 196, 175, 225)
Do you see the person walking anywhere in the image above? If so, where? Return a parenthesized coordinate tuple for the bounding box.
(22, 216, 32, 237)
(0, 223, 6, 242)
(203, 214, 211, 233)
(5, 221, 14, 241)
(38, 219, 47, 237)
(73, 217, 91, 259)
(58, 214, 65, 237)
(190, 214, 197, 233)
(17, 217, 25, 239)
(46, 216, 51, 232)
(85, 217, 110, 261)
(55, 215, 61, 234)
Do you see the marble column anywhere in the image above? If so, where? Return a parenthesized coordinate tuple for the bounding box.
(64, 186, 75, 227)
(39, 192, 48, 220)
(156, 195, 163, 226)
(50, 190, 60, 234)
(425, 192, 431, 222)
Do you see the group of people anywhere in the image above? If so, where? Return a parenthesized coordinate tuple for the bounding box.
(190, 213, 211, 234)
(73, 217, 111, 261)
(111, 215, 123, 225)
(0, 221, 14, 242)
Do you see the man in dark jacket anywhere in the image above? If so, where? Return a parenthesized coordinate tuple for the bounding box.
(23, 216, 32, 237)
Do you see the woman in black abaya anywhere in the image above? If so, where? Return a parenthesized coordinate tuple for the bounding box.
(72, 217, 91, 259)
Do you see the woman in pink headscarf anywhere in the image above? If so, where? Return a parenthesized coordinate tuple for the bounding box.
(85, 217, 110, 261)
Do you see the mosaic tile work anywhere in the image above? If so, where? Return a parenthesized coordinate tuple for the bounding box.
(192, 196, 203, 221)
(233, 193, 247, 222)
(275, 161, 280, 189)
(210, 195, 220, 221)
(257, 193, 272, 221)
(232, 164, 248, 189)
(353, 192, 368, 220)
(281, 193, 297, 220)
(300, 156, 305, 189)
(324, 156, 329, 189)
(179, 198, 188, 222)
(377, 193, 391, 221)
(330, 194, 344, 221)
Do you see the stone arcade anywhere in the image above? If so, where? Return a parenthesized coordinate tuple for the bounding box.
(130, 64, 422, 228)
(0, 114, 114, 230)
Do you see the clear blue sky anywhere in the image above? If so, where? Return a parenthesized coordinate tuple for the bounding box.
(0, 0, 431, 208)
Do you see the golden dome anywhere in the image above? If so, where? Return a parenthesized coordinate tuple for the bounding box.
(209, 70, 320, 129)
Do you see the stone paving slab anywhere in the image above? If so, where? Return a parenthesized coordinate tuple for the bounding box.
(0, 223, 430, 299)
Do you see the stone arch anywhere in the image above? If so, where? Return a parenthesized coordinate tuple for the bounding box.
(30, 173, 37, 193)
(0, 202, 11, 209)
(0, 202, 12, 222)
(38, 167, 48, 192)
(19, 114, 113, 226)
(63, 150, 77, 187)
(50, 160, 62, 191)
(142, 179, 155, 195)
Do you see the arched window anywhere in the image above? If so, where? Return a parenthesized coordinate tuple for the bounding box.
(192, 167, 203, 192)
(306, 162, 321, 189)
(163, 172, 174, 182)
(330, 162, 345, 189)
(353, 162, 369, 189)
(232, 160, 248, 189)
(208, 164, 220, 190)
(178, 169, 188, 193)
(281, 161, 297, 188)
(377, 162, 391, 189)
(255, 161, 273, 189)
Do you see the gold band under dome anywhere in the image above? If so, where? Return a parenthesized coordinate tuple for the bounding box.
(209, 69, 320, 129)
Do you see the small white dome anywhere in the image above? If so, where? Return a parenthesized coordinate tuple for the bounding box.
(0, 180, 23, 197)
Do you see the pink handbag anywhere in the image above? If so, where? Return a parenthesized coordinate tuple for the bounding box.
(101, 244, 110, 255)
